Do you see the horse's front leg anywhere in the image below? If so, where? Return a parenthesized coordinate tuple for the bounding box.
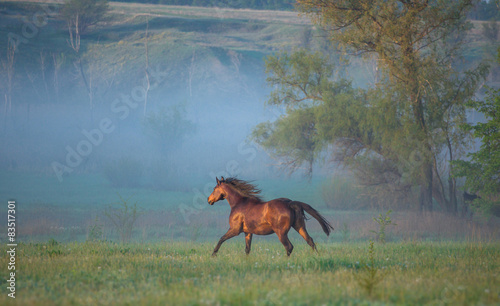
(212, 228, 240, 256)
(245, 233, 253, 255)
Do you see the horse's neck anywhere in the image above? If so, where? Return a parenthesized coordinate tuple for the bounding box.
(223, 185, 245, 208)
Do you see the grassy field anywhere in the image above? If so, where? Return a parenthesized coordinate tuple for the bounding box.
(0, 240, 498, 305)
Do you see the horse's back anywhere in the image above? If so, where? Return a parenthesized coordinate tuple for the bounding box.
(269, 197, 292, 204)
(263, 198, 295, 224)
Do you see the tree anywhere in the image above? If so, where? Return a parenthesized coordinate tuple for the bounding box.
(60, 0, 109, 36)
(453, 49, 500, 217)
(253, 0, 488, 213)
(60, 0, 109, 120)
(253, 50, 422, 207)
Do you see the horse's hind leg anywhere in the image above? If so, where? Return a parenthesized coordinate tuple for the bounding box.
(290, 202, 317, 252)
(276, 231, 294, 256)
(299, 227, 318, 252)
(293, 220, 317, 252)
(245, 233, 253, 255)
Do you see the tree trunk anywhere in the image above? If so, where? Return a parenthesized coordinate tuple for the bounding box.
(420, 162, 433, 212)
(448, 176, 457, 215)
(447, 137, 458, 215)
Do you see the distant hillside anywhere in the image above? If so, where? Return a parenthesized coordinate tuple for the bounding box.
(0, 1, 318, 108)
(0, 1, 497, 109)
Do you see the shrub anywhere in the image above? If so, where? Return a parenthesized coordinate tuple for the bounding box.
(355, 240, 385, 296)
(87, 216, 104, 242)
(104, 194, 142, 244)
(371, 210, 397, 243)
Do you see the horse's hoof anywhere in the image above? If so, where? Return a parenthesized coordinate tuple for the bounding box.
(211, 252, 217, 257)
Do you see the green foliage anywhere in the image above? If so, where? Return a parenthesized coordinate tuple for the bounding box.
(264, 49, 339, 108)
(47, 238, 59, 247)
(463, 87, 500, 196)
(103, 157, 144, 188)
(252, 107, 319, 175)
(371, 210, 397, 243)
(60, 0, 109, 34)
(87, 216, 104, 242)
(252, 49, 358, 175)
(355, 241, 385, 296)
(45, 238, 64, 257)
(119, 247, 130, 255)
(253, 49, 424, 203)
(453, 84, 500, 216)
(340, 222, 350, 243)
(104, 194, 142, 243)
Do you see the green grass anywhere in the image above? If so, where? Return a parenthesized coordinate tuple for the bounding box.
(0, 241, 498, 305)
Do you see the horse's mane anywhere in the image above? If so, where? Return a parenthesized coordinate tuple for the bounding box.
(223, 177, 263, 202)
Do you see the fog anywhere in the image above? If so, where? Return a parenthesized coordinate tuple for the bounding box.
(0, 52, 289, 184)
(1, 10, 306, 181)
(0, 3, 338, 243)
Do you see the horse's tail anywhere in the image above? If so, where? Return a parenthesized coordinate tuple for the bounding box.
(291, 201, 334, 236)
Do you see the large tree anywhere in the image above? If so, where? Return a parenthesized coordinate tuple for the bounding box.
(453, 49, 500, 217)
(253, 0, 488, 212)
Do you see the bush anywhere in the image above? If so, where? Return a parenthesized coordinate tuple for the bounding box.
(103, 157, 143, 188)
(87, 216, 104, 242)
(104, 194, 142, 244)
(370, 210, 397, 243)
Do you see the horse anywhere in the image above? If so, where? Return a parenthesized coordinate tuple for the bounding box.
(207, 176, 334, 256)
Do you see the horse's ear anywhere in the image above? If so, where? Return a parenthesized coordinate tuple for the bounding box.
(221, 176, 225, 182)
(216, 177, 220, 185)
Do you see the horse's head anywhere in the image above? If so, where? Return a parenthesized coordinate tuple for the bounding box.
(208, 176, 227, 205)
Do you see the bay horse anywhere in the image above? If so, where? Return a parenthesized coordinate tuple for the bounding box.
(207, 177, 333, 256)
